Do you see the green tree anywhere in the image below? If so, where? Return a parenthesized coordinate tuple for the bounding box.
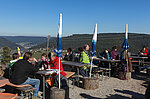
(1, 46, 12, 65)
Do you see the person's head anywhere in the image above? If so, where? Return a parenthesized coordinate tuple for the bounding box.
(41, 53, 47, 60)
(112, 46, 117, 51)
(67, 48, 72, 53)
(84, 44, 89, 51)
(23, 52, 32, 61)
(48, 52, 57, 61)
(104, 48, 109, 53)
(78, 47, 84, 53)
(12, 53, 19, 60)
(143, 46, 147, 50)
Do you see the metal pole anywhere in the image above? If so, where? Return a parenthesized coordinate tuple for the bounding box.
(59, 57, 61, 89)
(47, 35, 50, 57)
(77, 68, 79, 86)
(109, 62, 111, 78)
(43, 76, 45, 99)
(90, 57, 93, 78)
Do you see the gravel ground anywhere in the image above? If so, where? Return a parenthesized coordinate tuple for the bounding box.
(69, 73, 149, 99)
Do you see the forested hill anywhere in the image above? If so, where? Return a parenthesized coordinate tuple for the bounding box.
(0, 37, 23, 50)
(33, 33, 150, 54)
(1, 36, 47, 44)
(0, 36, 56, 49)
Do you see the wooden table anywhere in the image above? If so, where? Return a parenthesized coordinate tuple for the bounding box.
(130, 56, 148, 66)
(62, 61, 90, 76)
(62, 61, 90, 86)
(92, 57, 120, 77)
(36, 69, 58, 99)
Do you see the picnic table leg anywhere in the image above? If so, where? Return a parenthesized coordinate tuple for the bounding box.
(109, 62, 111, 78)
(43, 75, 45, 99)
(139, 60, 141, 66)
(77, 68, 79, 86)
(142, 59, 144, 66)
(86, 69, 88, 77)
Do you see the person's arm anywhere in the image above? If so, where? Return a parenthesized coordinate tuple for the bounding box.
(111, 51, 114, 59)
(71, 54, 75, 62)
(28, 58, 41, 72)
(98, 52, 105, 59)
(64, 53, 69, 61)
(79, 53, 83, 63)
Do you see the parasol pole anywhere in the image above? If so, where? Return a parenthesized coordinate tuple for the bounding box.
(58, 13, 62, 89)
(90, 24, 97, 78)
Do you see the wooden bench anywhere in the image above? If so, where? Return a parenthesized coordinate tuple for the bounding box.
(131, 60, 139, 63)
(143, 62, 150, 65)
(65, 71, 75, 79)
(16, 86, 36, 98)
(100, 67, 111, 79)
(65, 71, 75, 88)
(71, 75, 83, 78)
(4, 79, 35, 98)
(0, 93, 18, 99)
(65, 71, 83, 88)
(92, 65, 98, 68)
(93, 70, 104, 80)
(71, 74, 83, 88)
(46, 71, 76, 87)
(0, 79, 9, 87)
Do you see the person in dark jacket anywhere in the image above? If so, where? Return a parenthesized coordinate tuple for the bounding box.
(98, 48, 111, 60)
(64, 48, 75, 61)
(9, 52, 41, 98)
(41, 53, 49, 69)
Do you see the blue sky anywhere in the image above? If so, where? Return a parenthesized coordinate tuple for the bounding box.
(0, 0, 149, 37)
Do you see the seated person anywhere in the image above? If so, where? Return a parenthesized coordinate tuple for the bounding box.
(9, 52, 41, 98)
(41, 53, 49, 69)
(48, 52, 66, 77)
(139, 46, 148, 55)
(48, 51, 68, 95)
(98, 48, 111, 60)
(79, 45, 90, 77)
(111, 46, 119, 60)
(64, 48, 75, 61)
(9, 53, 19, 78)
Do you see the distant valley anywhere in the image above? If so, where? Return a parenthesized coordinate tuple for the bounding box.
(0, 33, 150, 55)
